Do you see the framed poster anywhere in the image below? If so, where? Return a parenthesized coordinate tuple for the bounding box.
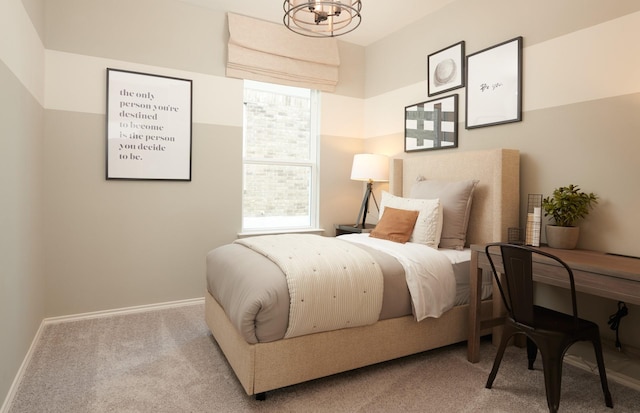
(405, 94, 458, 153)
(428, 41, 465, 97)
(465, 36, 523, 129)
(106, 68, 192, 180)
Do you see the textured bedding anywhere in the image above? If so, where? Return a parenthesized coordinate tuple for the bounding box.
(206, 236, 407, 344)
(236, 234, 384, 339)
(340, 234, 455, 321)
(206, 234, 490, 344)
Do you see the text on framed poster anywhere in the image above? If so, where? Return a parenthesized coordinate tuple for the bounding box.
(106, 68, 192, 180)
(465, 36, 522, 129)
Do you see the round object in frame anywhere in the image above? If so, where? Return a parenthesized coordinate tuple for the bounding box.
(434, 58, 456, 86)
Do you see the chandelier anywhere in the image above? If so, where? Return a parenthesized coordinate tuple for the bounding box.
(283, 1, 362, 38)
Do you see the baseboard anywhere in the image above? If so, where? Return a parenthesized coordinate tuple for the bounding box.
(0, 318, 46, 413)
(0, 297, 205, 413)
(43, 297, 204, 324)
(565, 339, 640, 392)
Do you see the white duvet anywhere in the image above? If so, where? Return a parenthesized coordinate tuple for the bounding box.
(340, 234, 456, 321)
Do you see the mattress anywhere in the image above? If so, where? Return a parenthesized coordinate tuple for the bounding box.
(206, 236, 492, 344)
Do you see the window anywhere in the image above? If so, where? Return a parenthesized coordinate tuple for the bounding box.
(242, 80, 320, 232)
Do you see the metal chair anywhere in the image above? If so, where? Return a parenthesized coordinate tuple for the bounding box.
(484, 243, 613, 412)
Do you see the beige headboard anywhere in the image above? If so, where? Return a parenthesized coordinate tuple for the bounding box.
(389, 148, 520, 246)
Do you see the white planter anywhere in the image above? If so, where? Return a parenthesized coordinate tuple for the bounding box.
(545, 225, 580, 249)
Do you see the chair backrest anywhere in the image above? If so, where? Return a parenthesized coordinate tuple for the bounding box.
(485, 243, 579, 325)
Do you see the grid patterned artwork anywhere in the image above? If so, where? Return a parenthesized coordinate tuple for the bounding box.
(405, 94, 458, 152)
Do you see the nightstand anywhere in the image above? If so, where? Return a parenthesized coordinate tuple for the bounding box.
(335, 223, 375, 236)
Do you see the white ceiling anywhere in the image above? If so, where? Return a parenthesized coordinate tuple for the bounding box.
(178, 0, 455, 46)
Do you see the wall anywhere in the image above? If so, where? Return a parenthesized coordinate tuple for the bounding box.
(41, 0, 366, 316)
(362, 0, 640, 349)
(0, 0, 46, 405)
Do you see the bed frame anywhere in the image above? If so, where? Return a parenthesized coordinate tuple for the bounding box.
(205, 148, 520, 398)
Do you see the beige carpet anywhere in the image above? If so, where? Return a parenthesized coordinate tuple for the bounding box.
(7, 303, 640, 412)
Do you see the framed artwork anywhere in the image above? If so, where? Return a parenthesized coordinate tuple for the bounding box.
(106, 68, 193, 180)
(405, 94, 458, 153)
(428, 41, 465, 96)
(465, 36, 523, 129)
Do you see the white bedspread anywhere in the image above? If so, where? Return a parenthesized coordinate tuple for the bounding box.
(340, 234, 456, 321)
(235, 234, 384, 339)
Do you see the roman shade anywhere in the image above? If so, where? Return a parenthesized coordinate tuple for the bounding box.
(226, 13, 340, 92)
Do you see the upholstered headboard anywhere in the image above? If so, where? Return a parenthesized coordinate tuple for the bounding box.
(389, 148, 520, 246)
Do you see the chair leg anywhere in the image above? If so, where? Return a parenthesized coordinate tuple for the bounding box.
(486, 332, 513, 389)
(591, 337, 614, 408)
(539, 349, 563, 413)
(526, 337, 537, 370)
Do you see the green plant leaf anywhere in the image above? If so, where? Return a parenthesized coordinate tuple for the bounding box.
(541, 184, 598, 227)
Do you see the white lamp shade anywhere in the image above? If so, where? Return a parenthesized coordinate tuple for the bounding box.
(350, 154, 389, 182)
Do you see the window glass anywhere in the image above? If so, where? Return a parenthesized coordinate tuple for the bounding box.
(242, 80, 319, 231)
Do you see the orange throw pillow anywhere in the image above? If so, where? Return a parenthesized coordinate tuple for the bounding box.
(369, 207, 419, 243)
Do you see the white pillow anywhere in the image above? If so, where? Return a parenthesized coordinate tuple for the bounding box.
(378, 191, 443, 248)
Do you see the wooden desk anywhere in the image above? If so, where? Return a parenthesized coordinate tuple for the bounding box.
(467, 244, 640, 363)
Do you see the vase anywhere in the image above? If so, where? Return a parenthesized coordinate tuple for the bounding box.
(545, 225, 580, 249)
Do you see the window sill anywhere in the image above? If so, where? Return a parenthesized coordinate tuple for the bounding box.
(237, 228, 325, 238)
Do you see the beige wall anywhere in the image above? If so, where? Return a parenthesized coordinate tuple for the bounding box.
(1, 0, 46, 404)
(362, 1, 640, 349)
(39, 0, 367, 318)
(0, 0, 366, 404)
(364, 0, 640, 255)
(3, 0, 640, 405)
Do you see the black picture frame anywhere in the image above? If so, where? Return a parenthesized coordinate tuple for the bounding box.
(465, 36, 523, 129)
(428, 41, 465, 97)
(106, 68, 193, 180)
(404, 94, 458, 153)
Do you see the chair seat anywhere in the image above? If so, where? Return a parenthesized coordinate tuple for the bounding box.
(515, 305, 599, 336)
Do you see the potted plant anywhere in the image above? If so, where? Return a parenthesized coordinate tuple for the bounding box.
(542, 184, 598, 249)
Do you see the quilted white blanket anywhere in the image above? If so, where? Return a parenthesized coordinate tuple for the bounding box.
(235, 234, 383, 339)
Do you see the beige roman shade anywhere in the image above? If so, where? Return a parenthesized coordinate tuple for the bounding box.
(226, 13, 340, 92)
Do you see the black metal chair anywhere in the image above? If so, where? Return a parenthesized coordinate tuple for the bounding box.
(484, 243, 613, 413)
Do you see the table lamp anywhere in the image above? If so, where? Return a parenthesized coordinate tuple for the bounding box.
(350, 153, 389, 228)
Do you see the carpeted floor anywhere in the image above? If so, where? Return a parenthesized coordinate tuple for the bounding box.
(7, 303, 640, 412)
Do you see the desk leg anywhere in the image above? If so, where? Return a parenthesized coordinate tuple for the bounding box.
(467, 250, 482, 363)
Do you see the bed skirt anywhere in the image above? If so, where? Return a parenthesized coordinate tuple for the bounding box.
(205, 291, 493, 396)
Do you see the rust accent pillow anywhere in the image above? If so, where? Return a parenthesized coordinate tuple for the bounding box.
(369, 207, 419, 244)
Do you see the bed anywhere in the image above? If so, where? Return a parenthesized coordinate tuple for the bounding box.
(205, 148, 520, 398)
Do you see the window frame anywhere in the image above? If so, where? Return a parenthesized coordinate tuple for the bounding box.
(241, 80, 320, 233)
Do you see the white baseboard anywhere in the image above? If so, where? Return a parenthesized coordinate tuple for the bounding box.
(0, 319, 46, 413)
(565, 339, 640, 392)
(43, 297, 204, 324)
(0, 297, 205, 413)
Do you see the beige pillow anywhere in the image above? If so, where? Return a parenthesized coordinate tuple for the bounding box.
(379, 191, 443, 248)
(410, 178, 479, 250)
(370, 207, 419, 244)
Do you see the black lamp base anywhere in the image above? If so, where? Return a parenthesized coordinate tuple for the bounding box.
(354, 181, 379, 228)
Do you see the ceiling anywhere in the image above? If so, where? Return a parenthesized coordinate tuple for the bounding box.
(178, 0, 455, 46)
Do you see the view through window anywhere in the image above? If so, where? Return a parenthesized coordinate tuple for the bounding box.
(242, 80, 319, 231)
